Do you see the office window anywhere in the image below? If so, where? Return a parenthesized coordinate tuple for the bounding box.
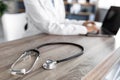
(98, 0, 120, 9)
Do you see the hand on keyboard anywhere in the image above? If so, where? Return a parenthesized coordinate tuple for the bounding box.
(83, 21, 99, 34)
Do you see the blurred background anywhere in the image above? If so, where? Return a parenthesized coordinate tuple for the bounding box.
(0, 0, 120, 42)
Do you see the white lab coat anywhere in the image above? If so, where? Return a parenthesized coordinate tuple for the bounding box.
(23, 0, 87, 36)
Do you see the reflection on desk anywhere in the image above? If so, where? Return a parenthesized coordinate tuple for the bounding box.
(104, 57, 120, 80)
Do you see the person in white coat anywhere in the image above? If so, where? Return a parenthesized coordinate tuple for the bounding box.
(23, 0, 98, 36)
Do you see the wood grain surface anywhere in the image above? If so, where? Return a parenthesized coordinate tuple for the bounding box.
(0, 34, 119, 80)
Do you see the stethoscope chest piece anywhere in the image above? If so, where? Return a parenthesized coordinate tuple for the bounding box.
(42, 59, 57, 70)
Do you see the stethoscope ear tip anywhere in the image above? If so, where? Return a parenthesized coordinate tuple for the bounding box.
(10, 69, 26, 75)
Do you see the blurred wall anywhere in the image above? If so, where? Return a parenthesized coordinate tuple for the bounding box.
(4, 1, 18, 13)
(2, 0, 109, 22)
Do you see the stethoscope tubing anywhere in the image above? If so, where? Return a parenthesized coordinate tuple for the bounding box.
(35, 42, 84, 63)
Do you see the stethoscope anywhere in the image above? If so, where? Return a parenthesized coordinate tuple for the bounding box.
(10, 42, 84, 75)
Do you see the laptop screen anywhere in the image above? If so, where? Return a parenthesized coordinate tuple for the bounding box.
(101, 6, 120, 35)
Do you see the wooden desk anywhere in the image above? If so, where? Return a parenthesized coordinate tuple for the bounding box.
(0, 34, 119, 80)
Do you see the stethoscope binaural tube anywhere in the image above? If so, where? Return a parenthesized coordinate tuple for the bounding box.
(10, 49, 40, 75)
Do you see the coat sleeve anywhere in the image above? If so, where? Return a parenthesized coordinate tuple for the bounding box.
(24, 0, 87, 35)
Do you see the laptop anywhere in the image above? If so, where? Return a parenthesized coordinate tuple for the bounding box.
(86, 6, 120, 37)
